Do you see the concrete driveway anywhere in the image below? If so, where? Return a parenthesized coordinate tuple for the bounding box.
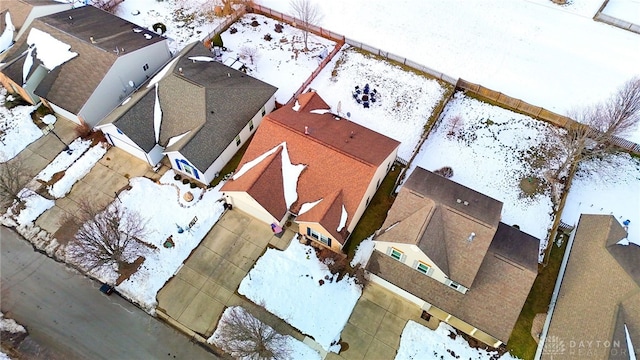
(157, 209, 294, 339)
(35, 146, 165, 239)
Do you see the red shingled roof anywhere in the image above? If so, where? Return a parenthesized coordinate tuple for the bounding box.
(222, 92, 399, 244)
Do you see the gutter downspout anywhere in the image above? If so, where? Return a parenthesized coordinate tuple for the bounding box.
(534, 218, 579, 360)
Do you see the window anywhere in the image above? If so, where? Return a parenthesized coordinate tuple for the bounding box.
(248, 119, 254, 131)
(143, 63, 149, 71)
(445, 279, 466, 293)
(366, 197, 371, 206)
(307, 227, 331, 246)
(448, 281, 460, 290)
(235, 135, 241, 146)
(390, 248, 403, 261)
(377, 178, 381, 188)
(416, 262, 431, 275)
(261, 107, 266, 116)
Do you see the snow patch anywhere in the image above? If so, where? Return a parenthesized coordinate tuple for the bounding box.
(0, 312, 26, 334)
(35, 138, 92, 182)
(13, 189, 54, 225)
(166, 131, 190, 148)
(292, 100, 300, 111)
(48, 144, 107, 198)
(298, 198, 322, 216)
(337, 204, 347, 232)
(350, 236, 374, 268)
(147, 56, 179, 88)
(0, 12, 15, 53)
(188, 56, 216, 62)
(238, 237, 361, 352)
(41, 114, 56, 125)
(280, 143, 305, 209)
(26, 28, 78, 70)
(153, 83, 162, 143)
(310, 109, 331, 115)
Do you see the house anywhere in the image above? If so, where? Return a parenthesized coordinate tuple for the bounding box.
(366, 167, 539, 347)
(538, 214, 638, 360)
(221, 91, 400, 252)
(1, 0, 73, 57)
(0, 5, 171, 127)
(95, 41, 278, 183)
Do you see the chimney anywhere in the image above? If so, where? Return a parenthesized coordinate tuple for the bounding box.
(304, 126, 309, 135)
(467, 232, 476, 242)
(349, 131, 355, 138)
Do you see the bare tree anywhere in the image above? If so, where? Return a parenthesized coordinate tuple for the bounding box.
(0, 157, 32, 212)
(290, 0, 323, 51)
(64, 200, 148, 273)
(212, 306, 291, 360)
(550, 77, 640, 181)
(240, 46, 260, 65)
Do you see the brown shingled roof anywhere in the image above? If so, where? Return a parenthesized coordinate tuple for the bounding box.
(222, 92, 399, 244)
(375, 167, 502, 288)
(542, 215, 639, 360)
(366, 246, 537, 343)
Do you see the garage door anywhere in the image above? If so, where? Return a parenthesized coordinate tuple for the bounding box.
(106, 133, 151, 165)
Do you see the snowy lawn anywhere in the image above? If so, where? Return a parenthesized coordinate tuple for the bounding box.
(561, 152, 640, 246)
(396, 321, 518, 360)
(350, 236, 374, 268)
(35, 138, 92, 182)
(48, 143, 107, 198)
(115, 0, 236, 52)
(238, 237, 362, 352)
(410, 92, 563, 260)
(220, 13, 336, 104)
(208, 306, 321, 360)
(0, 87, 41, 162)
(11, 189, 54, 225)
(257, 0, 640, 144)
(79, 170, 224, 312)
(308, 46, 450, 160)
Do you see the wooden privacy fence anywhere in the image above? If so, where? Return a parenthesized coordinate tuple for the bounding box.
(456, 78, 640, 154)
(201, 7, 248, 45)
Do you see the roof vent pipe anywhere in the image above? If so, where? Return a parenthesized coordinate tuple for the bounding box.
(468, 232, 476, 242)
(304, 126, 309, 135)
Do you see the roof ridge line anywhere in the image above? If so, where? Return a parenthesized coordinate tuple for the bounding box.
(265, 116, 378, 167)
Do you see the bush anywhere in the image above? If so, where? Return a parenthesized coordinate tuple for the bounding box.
(152, 22, 167, 35)
(189, 182, 198, 189)
(174, 174, 182, 181)
(263, 33, 272, 41)
(274, 23, 284, 33)
(250, 20, 260, 27)
(211, 33, 224, 47)
(182, 179, 189, 185)
(229, 26, 237, 34)
(434, 166, 453, 178)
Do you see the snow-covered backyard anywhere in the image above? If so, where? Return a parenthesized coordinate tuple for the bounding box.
(208, 306, 321, 360)
(0, 88, 41, 162)
(396, 321, 517, 360)
(257, 0, 640, 144)
(76, 170, 225, 312)
(410, 92, 563, 259)
(238, 237, 362, 352)
(601, 0, 640, 25)
(115, 0, 235, 52)
(219, 13, 336, 104)
(308, 46, 450, 160)
(562, 152, 640, 246)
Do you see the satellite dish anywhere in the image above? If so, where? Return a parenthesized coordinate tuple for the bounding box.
(128, 80, 135, 88)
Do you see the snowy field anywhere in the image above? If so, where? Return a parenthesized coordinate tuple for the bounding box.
(411, 92, 562, 259)
(257, 0, 640, 144)
(220, 13, 336, 104)
(208, 306, 321, 360)
(562, 152, 640, 246)
(602, 0, 640, 25)
(396, 321, 517, 360)
(0, 87, 41, 162)
(308, 46, 450, 160)
(238, 237, 362, 352)
(115, 0, 234, 52)
(68, 170, 224, 312)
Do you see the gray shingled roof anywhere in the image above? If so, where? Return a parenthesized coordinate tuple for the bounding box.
(161, 42, 277, 171)
(1, 5, 164, 114)
(112, 42, 277, 172)
(38, 6, 164, 54)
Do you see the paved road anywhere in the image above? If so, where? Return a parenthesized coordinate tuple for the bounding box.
(0, 226, 219, 360)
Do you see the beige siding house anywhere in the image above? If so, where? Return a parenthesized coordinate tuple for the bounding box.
(367, 167, 540, 347)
